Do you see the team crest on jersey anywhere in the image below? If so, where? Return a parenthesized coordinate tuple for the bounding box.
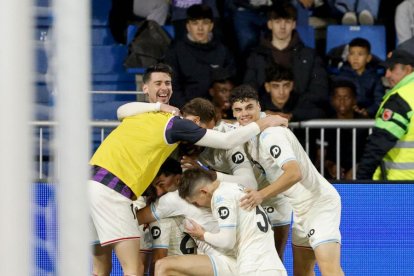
(151, 226, 161, 239)
(382, 109, 393, 121)
(232, 151, 245, 164)
(270, 145, 281, 158)
(218, 207, 230, 219)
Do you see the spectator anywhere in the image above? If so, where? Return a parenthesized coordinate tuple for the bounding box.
(244, 1, 329, 121)
(316, 79, 369, 180)
(208, 67, 236, 122)
(395, 0, 414, 45)
(261, 63, 298, 121)
(170, 0, 222, 41)
(337, 37, 385, 118)
(333, 0, 381, 25)
(357, 49, 414, 180)
(165, 4, 236, 108)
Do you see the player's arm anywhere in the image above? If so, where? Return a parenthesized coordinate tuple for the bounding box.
(116, 102, 180, 121)
(184, 218, 237, 251)
(220, 148, 258, 189)
(195, 115, 288, 149)
(136, 205, 156, 225)
(240, 160, 301, 210)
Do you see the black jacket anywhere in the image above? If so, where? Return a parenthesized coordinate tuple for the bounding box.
(244, 32, 329, 121)
(164, 36, 236, 108)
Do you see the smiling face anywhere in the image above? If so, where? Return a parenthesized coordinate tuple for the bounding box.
(142, 72, 172, 104)
(186, 19, 213, 43)
(232, 99, 261, 126)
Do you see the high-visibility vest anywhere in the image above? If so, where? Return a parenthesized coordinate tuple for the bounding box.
(373, 72, 414, 180)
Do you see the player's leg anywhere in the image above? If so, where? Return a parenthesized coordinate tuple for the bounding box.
(92, 243, 113, 276)
(113, 239, 143, 276)
(292, 245, 316, 276)
(155, 255, 214, 276)
(273, 224, 290, 261)
(313, 242, 344, 276)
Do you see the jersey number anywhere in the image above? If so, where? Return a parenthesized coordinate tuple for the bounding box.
(180, 233, 195, 254)
(256, 206, 270, 233)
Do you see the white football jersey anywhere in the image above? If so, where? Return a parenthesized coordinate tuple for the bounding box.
(151, 190, 234, 256)
(245, 126, 340, 213)
(150, 217, 196, 255)
(212, 182, 285, 273)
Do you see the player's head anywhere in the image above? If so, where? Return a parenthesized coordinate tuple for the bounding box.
(347, 37, 372, 73)
(178, 168, 215, 208)
(264, 63, 294, 109)
(142, 63, 173, 104)
(331, 79, 357, 117)
(181, 98, 217, 129)
(186, 4, 214, 43)
(230, 84, 261, 126)
(267, 2, 297, 42)
(145, 158, 182, 203)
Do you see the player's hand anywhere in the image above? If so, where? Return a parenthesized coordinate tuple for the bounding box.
(184, 218, 205, 241)
(257, 115, 288, 131)
(180, 155, 201, 170)
(160, 103, 180, 116)
(240, 188, 264, 211)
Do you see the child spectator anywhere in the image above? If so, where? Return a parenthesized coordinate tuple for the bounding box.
(261, 63, 298, 121)
(315, 79, 369, 180)
(208, 67, 236, 122)
(165, 4, 236, 108)
(337, 37, 385, 118)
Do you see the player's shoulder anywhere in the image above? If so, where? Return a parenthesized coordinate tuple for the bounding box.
(260, 126, 288, 140)
(214, 120, 238, 133)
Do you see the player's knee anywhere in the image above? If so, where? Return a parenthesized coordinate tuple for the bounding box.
(154, 258, 170, 275)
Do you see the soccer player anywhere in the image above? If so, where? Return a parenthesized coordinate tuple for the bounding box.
(89, 63, 288, 275)
(179, 168, 287, 276)
(230, 85, 344, 276)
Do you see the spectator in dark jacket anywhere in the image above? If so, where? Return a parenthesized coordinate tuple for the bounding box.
(165, 4, 236, 108)
(337, 37, 385, 118)
(244, 1, 329, 121)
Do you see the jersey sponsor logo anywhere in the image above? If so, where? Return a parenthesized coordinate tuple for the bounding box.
(218, 206, 230, 219)
(151, 226, 161, 239)
(232, 151, 245, 164)
(264, 206, 274, 213)
(307, 229, 315, 238)
(382, 108, 393, 121)
(270, 145, 281, 158)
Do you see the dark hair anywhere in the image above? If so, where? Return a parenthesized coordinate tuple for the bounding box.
(186, 4, 213, 22)
(156, 157, 182, 177)
(210, 67, 235, 86)
(230, 84, 259, 106)
(331, 78, 357, 97)
(143, 63, 173, 84)
(181, 98, 216, 124)
(267, 2, 297, 21)
(349, 37, 371, 53)
(178, 168, 214, 199)
(265, 63, 294, 83)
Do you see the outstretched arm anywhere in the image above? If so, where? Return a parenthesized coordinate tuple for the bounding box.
(195, 115, 288, 150)
(117, 102, 180, 121)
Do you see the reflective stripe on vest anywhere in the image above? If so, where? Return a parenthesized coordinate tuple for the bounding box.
(374, 72, 414, 180)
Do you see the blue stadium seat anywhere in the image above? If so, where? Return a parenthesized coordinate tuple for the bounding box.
(92, 27, 116, 45)
(92, 45, 129, 74)
(91, 0, 111, 26)
(296, 25, 315, 49)
(326, 25, 386, 60)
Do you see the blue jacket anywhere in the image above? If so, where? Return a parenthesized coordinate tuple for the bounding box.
(338, 63, 385, 117)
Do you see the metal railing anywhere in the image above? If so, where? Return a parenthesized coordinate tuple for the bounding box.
(32, 119, 375, 180)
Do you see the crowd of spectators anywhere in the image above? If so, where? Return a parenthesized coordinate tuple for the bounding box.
(107, 0, 414, 180)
